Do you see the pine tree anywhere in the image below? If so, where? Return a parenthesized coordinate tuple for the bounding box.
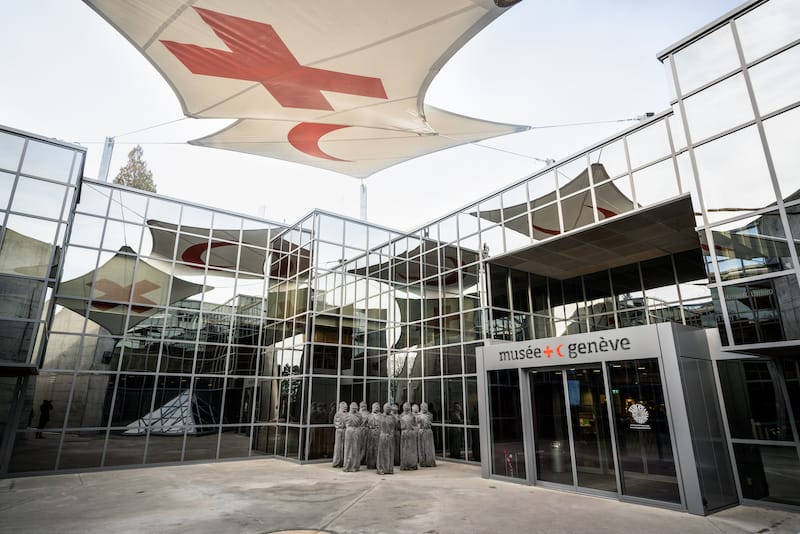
(113, 145, 157, 193)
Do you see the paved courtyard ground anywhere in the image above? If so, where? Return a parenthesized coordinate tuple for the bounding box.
(1, 459, 799, 533)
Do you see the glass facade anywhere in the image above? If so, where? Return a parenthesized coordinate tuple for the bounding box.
(0, 0, 798, 514)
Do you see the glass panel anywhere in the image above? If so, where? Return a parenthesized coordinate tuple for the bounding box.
(442, 345, 461, 376)
(673, 25, 739, 94)
(218, 427, 250, 459)
(105, 432, 148, 467)
(737, 0, 800, 62)
(489, 369, 525, 479)
(0, 171, 15, 210)
(710, 211, 793, 282)
(718, 360, 793, 440)
(694, 126, 774, 221)
(723, 278, 787, 344)
(608, 358, 680, 503)
(732, 443, 800, 506)
(489, 265, 509, 309)
(627, 122, 671, 170)
(683, 74, 754, 142)
(749, 45, 800, 116)
(763, 107, 800, 201)
(0, 276, 44, 320)
(632, 159, 680, 208)
(56, 430, 104, 470)
(0, 131, 25, 172)
(530, 369, 573, 485)
(20, 140, 75, 182)
(589, 143, 628, 181)
(0, 319, 38, 362)
(183, 427, 220, 462)
(594, 176, 635, 220)
(318, 214, 344, 244)
(567, 366, 617, 492)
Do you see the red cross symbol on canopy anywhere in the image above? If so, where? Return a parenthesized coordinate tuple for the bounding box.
(90, 279, 159, 313)
(161, 7, 388, 111)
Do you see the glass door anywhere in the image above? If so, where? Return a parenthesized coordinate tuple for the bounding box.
(566, 366, 617, 492)
(607, 358, 680, 503)
(530, 364, 617, 494)
(530, 369, 573, 485)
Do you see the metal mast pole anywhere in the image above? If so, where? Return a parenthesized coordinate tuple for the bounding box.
(359, 179, 367, 221)
(98, 136, 115, 181)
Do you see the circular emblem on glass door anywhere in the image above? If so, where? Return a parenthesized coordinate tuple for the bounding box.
(628, 403, 649, 424)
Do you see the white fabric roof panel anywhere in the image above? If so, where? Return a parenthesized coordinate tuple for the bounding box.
(83, 0, 526, 177)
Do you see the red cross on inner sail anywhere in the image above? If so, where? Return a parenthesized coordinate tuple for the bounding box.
(90, 279, 159, 313)
(161, 7, 388, 111)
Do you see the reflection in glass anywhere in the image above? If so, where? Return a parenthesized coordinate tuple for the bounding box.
(710, 211, 792, 281)
(567, 366, 617, 492)
(608, 359, 680, 503)
(733, 444, 800, 505)
(530, 369, 573, 485)
(489, 369, 525, 479)
(717, 359, 793, 441)
(723, 278, 787, 344)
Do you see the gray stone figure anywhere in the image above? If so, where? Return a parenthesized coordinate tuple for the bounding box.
(411, 404, 421, 460)
(391, 403, 401, 466)
(343, 402, 362, 472)
(366, 402, 381, 469)
(400, 402, 419, 470)
(376, 403, 395, 475)
(418, 402, 437, 467)
(332, 401, 348, 468)
(358, 400, 370, 465)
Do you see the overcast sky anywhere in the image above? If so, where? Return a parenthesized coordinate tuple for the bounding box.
(1, 1, 743, 231)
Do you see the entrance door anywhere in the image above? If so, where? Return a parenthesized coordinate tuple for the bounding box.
(566, 366, 617, 492)
(530, 364, 617, 494)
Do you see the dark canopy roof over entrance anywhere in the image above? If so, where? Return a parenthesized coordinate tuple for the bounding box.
(489, 195, 702, 280)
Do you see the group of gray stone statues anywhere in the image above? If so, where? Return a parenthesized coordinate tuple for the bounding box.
(332, 401, 436, 475)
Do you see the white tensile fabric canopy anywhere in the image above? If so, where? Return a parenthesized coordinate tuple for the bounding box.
(146, 220, 312, 278)
(476, 164, 637, 241)
(83, 0, 527, 177)
(56, 247, 206, 335)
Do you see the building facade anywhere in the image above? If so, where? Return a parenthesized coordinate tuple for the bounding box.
(0, 0, 798, 516)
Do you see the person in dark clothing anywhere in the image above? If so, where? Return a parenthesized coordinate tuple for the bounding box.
(36, 400, 53, 438)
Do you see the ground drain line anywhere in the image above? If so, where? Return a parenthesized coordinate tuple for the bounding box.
(318, 479, 382, 530)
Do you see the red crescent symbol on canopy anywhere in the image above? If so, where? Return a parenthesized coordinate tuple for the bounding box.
(288, 122, 351, 161)
(556, 344, 564, 357)
(181, 241, 236, 270)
